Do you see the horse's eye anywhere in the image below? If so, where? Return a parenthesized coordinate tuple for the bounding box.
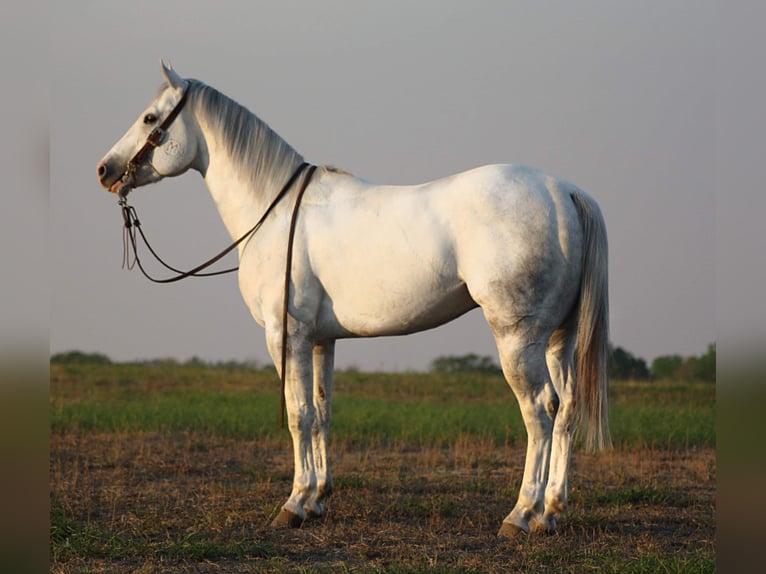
(143, 113, 158, 125)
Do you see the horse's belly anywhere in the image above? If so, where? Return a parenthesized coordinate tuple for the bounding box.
(319, 277, 477, 338)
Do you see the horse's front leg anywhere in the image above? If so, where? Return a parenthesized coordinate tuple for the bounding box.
(304, 340, 335, 518)
(266, 326, 317, 529)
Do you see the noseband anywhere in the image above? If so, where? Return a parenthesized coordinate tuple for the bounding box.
(116, 86, 189, 197)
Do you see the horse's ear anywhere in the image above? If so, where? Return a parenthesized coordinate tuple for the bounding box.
(160, 59, 187, 91)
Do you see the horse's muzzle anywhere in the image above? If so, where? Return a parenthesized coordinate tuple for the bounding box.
(97, 159, 120, 191)
(97, 158, 132, 197)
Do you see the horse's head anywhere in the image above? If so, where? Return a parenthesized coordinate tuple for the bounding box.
(97, 61, 199, 198)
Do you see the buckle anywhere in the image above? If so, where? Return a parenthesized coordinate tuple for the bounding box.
(147, 127, 165, 147)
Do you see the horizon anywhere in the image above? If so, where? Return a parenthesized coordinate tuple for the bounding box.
(50, 340, 715, 374)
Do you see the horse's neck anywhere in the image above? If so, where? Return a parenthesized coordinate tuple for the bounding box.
(202, 153, 263, 243)
(196, 123, 304, 246)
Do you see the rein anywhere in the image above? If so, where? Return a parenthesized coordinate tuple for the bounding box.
(119, 162, 317, 428)
(119, 161, 311, 282)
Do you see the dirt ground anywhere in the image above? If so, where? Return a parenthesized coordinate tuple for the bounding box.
(50, 432, 716, 572)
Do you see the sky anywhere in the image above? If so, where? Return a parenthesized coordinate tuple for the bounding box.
(48, 1, 722, 371)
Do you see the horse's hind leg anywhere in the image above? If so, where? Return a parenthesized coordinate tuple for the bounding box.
(542, 327, 578, 530)
(492, 327, 559, 537)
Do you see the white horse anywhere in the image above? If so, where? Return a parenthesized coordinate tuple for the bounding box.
(97, 61, 610, 537)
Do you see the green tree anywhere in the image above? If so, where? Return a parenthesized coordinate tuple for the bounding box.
(608, 346, 650, 380)
(430, 353, 502, 374)
(50, 351, 111, 365)
(651, 355, 683, 379)
(696, 343, 716, 381)
(678, 343, 716, 382)
(651, 343, 715, 382)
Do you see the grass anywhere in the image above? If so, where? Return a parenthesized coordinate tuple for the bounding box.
(50, 364, 716, 572)
(51, 364, 715, 449)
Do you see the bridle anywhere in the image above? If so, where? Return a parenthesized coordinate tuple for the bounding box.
(116, 85, 190, 198)
(114, 83, 317, 427)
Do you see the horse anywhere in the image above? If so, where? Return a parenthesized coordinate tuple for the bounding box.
(96, 61, 610, 538)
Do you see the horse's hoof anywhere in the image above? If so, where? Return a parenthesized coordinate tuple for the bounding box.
(497, 521, 527, 539)
(305, 507, 325, 520)
(304, 499, 326, 520)
(271, 509, 304, 529)
(531, 515, 557, 535)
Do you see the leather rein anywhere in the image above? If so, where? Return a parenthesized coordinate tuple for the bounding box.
(119, 162, 315, 283)
(116, 86, 316, 427)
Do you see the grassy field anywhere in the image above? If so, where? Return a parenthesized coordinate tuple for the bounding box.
(50, 364, 716, 572)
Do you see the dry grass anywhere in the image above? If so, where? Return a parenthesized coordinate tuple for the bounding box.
(50, 431, 715, 573)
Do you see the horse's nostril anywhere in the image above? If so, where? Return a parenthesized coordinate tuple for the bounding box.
(97, 162, 109, 182)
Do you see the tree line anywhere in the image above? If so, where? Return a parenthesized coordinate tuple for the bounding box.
(51, 342, 716, 382)
(430, 344, 716, 382)
(617, 343, 716, 382)
(49, 351, 266, 371)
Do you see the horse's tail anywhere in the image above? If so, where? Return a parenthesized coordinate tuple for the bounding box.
(570, 190, 611, 453)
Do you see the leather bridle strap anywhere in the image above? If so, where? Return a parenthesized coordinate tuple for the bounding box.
(279, 164, 318, 428)
(123, 86, 190, 182)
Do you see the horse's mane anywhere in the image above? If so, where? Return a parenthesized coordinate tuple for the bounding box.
(185, 79, 305, 195)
